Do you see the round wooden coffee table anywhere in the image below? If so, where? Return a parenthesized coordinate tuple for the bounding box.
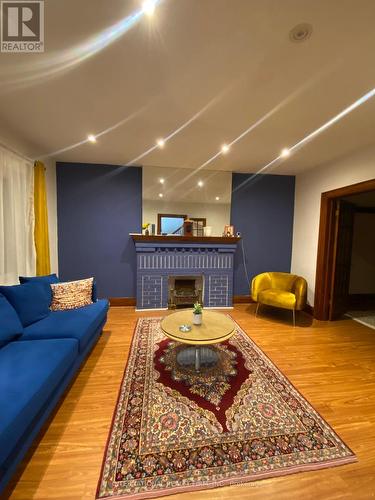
(161, 310, 235, 371)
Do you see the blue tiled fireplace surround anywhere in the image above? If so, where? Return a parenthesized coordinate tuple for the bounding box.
(134, 241, 238, 310)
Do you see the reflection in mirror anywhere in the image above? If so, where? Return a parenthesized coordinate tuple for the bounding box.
(158, 214, 185, 234)
(142, 166, 232, 236)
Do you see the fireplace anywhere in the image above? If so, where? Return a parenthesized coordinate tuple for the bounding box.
(168, 275, 203, 309)
(131, 234, 239, 310)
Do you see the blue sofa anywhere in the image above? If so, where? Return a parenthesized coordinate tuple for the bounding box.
(0, 275, 109, 494)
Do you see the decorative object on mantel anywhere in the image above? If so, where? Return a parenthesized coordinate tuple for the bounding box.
(224, 224, 234, 237)
(96, 317, 356, 500)
(183, 218, 193, 236)
(192, 302, 203, 325)
(130, 233, 241, 243)
(192, 219, 204, 237)
(142, 222, 150, 236)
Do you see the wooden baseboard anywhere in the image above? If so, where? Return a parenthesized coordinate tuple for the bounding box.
(108, 296, 315, 315)
(233, 295, 254, 304)
(109, 297, 136, 306)
(110, 296, 254, 306)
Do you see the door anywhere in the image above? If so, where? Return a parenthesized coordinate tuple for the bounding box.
(329, 200, 355, 319)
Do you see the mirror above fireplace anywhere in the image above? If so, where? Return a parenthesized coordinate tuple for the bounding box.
(142, 166, 232, 236)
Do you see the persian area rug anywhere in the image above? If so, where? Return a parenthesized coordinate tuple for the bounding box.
(96, 317, 356, 500)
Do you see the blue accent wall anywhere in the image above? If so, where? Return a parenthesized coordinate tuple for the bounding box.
(56, 163, 142, 298)
(231, 173, 295, 295)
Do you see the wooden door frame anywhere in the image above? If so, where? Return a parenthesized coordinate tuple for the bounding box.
(314, 178, 375, 320)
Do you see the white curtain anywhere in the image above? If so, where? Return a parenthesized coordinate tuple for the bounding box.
(0, 145, 36, 285)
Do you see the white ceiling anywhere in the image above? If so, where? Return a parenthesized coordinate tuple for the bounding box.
(1, 0, 375, 175)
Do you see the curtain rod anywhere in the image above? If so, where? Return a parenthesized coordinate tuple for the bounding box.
(0, 139, 35, 163)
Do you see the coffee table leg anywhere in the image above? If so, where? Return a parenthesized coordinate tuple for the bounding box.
(195, 346, 201, 371)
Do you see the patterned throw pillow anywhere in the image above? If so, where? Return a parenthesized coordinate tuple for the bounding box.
(50, 278, 94, 311)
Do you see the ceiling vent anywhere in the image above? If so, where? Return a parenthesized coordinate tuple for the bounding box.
(289, 23, 313, 43)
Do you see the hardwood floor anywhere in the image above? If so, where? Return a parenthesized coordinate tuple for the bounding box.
(4, 305, 375, 499)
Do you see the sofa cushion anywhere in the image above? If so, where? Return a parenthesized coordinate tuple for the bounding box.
(19, 273, 98, 302)
(19, 274, 99, 302)
(51, 277, 94, 311)
(269, 272, 297, 292)
(20, 299, 109, 352)
(19, 273, 60, 285)
(0, 294, 23, 347)
(0, 282, 52, 327)
(258, 289, 296, 310)
(0, 338, 78, 468)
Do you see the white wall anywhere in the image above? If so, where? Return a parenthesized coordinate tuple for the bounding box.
(143, 199, 231, 236)
(349, 212, 375, 294)
(291, 144, 375, 305)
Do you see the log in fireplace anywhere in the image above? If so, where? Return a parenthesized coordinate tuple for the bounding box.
(168, 275, 203, 309)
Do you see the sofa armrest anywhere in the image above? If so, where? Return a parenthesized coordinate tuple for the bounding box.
(293, 276, 307, 311)
(251, 273, 271, 302)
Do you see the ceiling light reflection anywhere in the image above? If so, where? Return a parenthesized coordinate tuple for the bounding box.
(233, 86, 375, 193)
(142, 0, 156, 16)
(0, 2, 161, 91)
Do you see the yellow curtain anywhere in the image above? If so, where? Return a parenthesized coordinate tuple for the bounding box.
(34, 161, 51, 275)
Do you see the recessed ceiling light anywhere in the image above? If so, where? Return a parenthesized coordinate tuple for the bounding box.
(281, 148, 290, 158)
(289, 23, 313, 43)
(142, 0, 156, 16)
(215, 196, 220, 201)
(159, 178, 165, 184)
(197, 180, 204, 188)
(156, 138, 165, 148)
(87, 134, 96, 143)
(158, 193, 163, 198)
(221, 143, 230, 154)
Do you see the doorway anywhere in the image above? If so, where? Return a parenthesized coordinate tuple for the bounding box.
(314, 179, 375, 321)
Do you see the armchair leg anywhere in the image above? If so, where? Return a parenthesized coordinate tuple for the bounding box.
(255, 302, 260, 317)
(292, 309, 296, 327)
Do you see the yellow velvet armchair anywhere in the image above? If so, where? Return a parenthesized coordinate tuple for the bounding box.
(251, 272, 307, 326)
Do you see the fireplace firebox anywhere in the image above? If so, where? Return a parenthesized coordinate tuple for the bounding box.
(168, 275, 203, 309)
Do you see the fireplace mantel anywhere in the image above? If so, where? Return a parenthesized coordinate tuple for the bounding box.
(130, 234, 241, 244)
